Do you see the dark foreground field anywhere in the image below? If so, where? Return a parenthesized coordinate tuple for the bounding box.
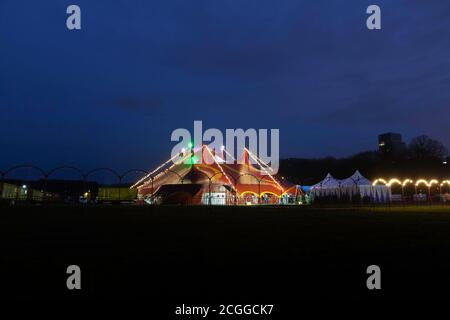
(2, 204, 450, 304)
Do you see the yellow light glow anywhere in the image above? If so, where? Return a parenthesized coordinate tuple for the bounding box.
(372, 178, 388, 186)
(260, 191, 282, 198)
(440, 180, 450, 187)
(402, 179, 413, 186)
(387, 178, 402, 187)
(415, 179, 429, 187)
(240, 191, 259, 197)
(370, 178, 447, 188)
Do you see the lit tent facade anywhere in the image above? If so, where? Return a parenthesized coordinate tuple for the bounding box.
(132, 145, 301, 205)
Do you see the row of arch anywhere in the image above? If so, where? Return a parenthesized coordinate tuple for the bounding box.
(372, 178, 450, 202)
(372, 178, 450, 188)
(0, 165, 296, 203)
(0, 165, 286, 186)
(0, 165, 149, 183)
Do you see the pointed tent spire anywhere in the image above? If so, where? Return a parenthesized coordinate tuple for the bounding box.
(311, 173, 340, 189)
(341, 170, 372, 186)
(241, 148, 250, 166)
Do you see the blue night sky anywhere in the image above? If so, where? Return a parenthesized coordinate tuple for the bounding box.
(1, 0, 450, 173)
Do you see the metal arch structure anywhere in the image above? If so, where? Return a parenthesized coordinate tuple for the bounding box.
(85, 167, 121, 180)
(85, 167, 122, 201)
(46, 166, 86, 181)
(120, 168, 151, 198)
(3, 164, 47, 180)
(119, 168, 150, 200)
(120, 169, 150, 182)
(44, 166, 87, 198)
(1, 165, 48, 202)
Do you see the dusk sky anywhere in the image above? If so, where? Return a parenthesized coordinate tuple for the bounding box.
(1, 0, 450, 173)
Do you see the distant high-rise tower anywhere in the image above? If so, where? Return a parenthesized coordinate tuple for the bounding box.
(378, 132, 406, 158)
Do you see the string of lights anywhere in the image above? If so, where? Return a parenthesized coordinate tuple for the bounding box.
(131, 151, 188, 189)
(244, 147, 283, 191)
(244, 148, 274, 173)
(373, 178, 449, 188)
(205, 145, 237, 192)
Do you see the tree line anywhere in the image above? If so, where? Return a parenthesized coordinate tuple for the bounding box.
(280, 135, 449, 185)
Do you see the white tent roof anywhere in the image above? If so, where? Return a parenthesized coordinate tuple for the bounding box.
(311, 173, 341, 189)
(340, 170, 372, 187)
(309, 170, 391, 203)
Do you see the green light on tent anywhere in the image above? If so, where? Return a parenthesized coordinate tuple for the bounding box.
(191, 156, 197, 164)
(188, 142, 193, 148)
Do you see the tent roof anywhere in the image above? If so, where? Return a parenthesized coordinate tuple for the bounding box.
(137, 146, 298, 197)
(340, 170, 372, 186)
(311, 173, 341, 189)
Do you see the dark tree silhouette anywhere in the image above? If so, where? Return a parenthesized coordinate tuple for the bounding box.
(408, 135, 448, 161)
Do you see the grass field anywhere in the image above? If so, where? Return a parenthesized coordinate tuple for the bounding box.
(2, 204, 450, 301)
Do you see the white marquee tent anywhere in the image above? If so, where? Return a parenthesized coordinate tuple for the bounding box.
(340, 170, 391, 202)
(310, 170, 391, 203)
(310, 173, 341, 197)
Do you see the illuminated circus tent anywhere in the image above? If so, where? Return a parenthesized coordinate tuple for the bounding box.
(131, 145, 301, 205)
